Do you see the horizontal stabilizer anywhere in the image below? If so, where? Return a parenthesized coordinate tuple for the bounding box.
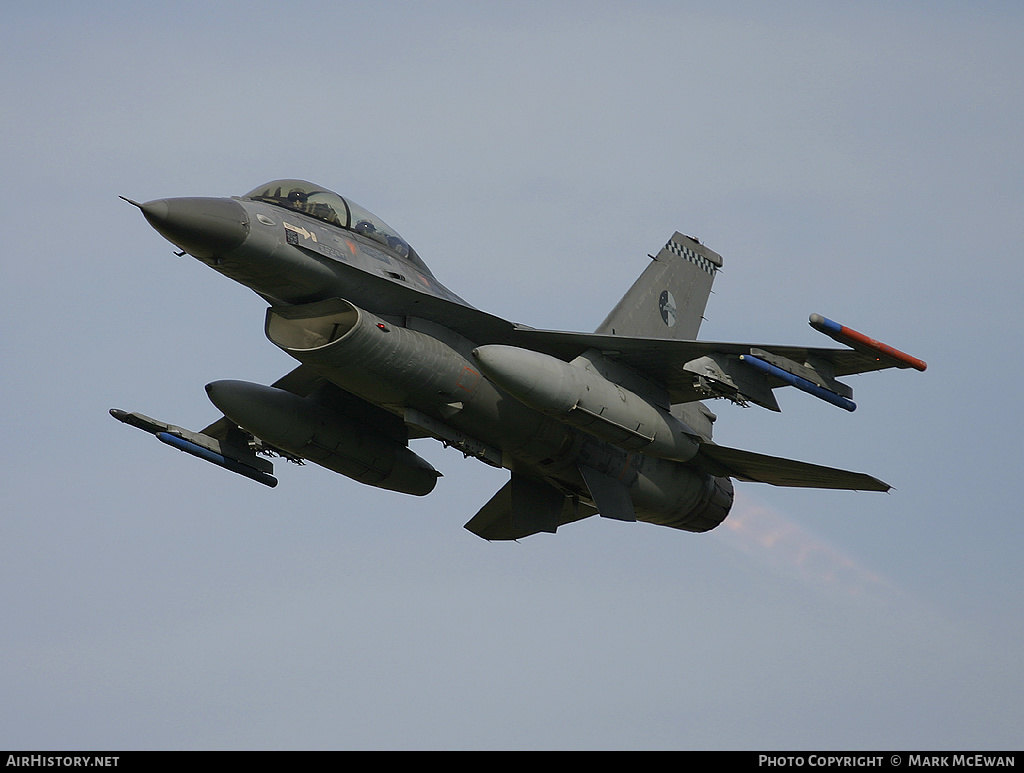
(696, 442, 889, 491)
(465, 475, 597, 540)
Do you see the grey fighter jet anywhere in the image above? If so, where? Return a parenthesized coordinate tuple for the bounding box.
(112, 180, 926, 540)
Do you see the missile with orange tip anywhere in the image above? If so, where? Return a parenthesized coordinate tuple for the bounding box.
(809, 314, 927, 372)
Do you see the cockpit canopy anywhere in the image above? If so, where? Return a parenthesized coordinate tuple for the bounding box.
(243, 180, 426, 270)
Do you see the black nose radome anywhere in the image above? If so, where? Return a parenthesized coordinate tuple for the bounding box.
(137, 197, 249, 259)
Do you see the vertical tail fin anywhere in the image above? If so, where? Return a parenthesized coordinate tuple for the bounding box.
(595, 233, 722, 340)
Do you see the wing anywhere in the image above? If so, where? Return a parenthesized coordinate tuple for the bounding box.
(109, 366, 325, 487)
(267, 253, 926, 414)
(112, 364, 434, 488)
(507, 314, 926, 412)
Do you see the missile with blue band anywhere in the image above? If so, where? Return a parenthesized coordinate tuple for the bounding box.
(739, 354, 857, 412)
(809, 313, 927, 372)
(156, 432, 279, 487)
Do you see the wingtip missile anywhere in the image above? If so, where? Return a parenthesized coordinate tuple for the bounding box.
(809, 314, 927, 372)
(155, 431, 279, 487)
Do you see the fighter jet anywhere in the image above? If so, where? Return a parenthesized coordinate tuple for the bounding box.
(112, 180, 926, 540)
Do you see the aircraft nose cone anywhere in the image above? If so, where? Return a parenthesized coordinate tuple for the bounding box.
(138, 197, 249, 259)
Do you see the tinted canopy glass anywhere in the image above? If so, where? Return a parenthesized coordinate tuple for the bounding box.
(243, 179, 413, 260)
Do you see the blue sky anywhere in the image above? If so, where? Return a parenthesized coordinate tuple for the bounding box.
(2, 1, 1022, 750)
